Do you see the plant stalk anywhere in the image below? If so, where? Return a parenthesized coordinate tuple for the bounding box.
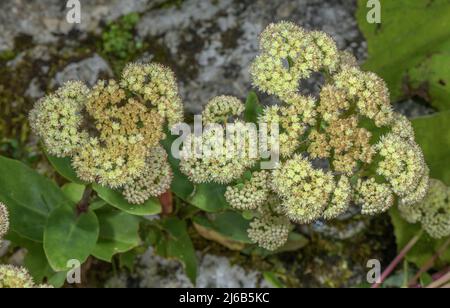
(408, 238, 450, 287)
(76, 184, 93, 216)
(426, 271, 450, 288)
(372, 230, 424, 288)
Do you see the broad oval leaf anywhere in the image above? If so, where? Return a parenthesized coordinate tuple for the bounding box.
(93, 184, 161, 216)
(92, 207, 141, 262)
(0, 156, 70, 241)
(357, 0, 450, 110)
(62, 183, 85, 204)
(412, 111, 450, 185)
(44, 205, 99, 271)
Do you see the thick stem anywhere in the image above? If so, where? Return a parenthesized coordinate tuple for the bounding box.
(409, 238, 450, 287)
(371, 230, 423, 288)
(76, 185, 93, 216)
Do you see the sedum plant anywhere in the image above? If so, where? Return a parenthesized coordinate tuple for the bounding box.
(179, 21, 429, 250)
(0, 21, 440, 287)
(29, 63, 183, 202)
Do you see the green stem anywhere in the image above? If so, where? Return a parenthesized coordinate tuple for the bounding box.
(402, 260, 409, 288)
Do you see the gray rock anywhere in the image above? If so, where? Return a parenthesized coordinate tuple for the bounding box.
(0, 0, 164, 52)
(25, 77, 45, 100)
(136, 0, 366, 113)
(106, 248, 267, 288)
(52, 53, 113, 87)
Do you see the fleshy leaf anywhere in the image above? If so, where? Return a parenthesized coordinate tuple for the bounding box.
(44, 205, 99, 271)
(93, 184, 161, 216)
(92, 207, 141, 262)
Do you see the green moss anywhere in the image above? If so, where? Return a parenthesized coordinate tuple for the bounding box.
(99, 13, 143, 75)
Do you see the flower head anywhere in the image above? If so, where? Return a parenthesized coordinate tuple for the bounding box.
(271, 154, 335, 223)
(323, 175, 352, 220)
(356, 178, 394, 215)
(29, 81, 89, 157)
(121, 63, 184, 126)
(334, 66, 394, 127)
(0, 265, 52, 288)
(225, 171, 269, 211)
(376, 133, 427, 198)
(30, 62, 176, 195)
(247, 211, 291, 251)
(122, 146, 173, 204)
(251, 21, 339, 99)
(202, 95, 244, 124)
(399, 179, 450, 239)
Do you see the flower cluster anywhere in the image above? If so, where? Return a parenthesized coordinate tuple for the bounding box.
(180, 96, 257, 184)
(179, 22, 430, 251)
(30, 63, 183, 203)
(202, 95, 245, 124)
(122, 146, 173, 204)
(29, 81, 89, 157)
(225, 171, 269, 211)
(250, 21, 338, 98)
(399, 179, 450, 239)
(247, 211, 291, 251)
(0, 265, 53, 288)
(271, 154, 336, 224)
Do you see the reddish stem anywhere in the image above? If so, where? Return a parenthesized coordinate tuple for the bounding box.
(408, 238, 450, 287)
(372, 230, 423, 288)
(426, 271, 450, 288)
(159, 190, 173, 216)
(76, 185, 93, 216)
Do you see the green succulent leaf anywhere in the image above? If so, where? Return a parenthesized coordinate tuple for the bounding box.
(153, 218, 197, 284)
(44, 205, 99, 271)
(276, 232, 309, 253)
(93, 184, 161, 216)
(0, 156, 70, 241)
(356, 0, 450, 110)
(193, 211, 251, 243)
(161, 133, 195, 201)
(92, 207, 141, 262)
(62, 183, 85, 204)
(46, 153, 85, 185)
(189, 183, 229, 212)
(412, 111, 450, 185)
